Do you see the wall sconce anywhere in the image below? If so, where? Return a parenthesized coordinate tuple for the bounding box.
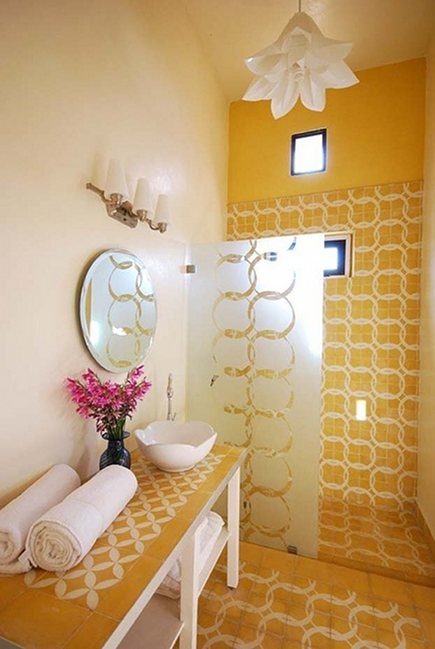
(86, 159, 170, 233)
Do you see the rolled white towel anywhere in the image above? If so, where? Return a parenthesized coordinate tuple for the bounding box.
(26, 465, 137, 572)
(157, 511, 224, 599)
(0, 464, 80, 570)
(199, 512, 225, 563)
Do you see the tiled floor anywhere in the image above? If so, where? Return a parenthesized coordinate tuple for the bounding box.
(318, 498, 435, 587)
(196, 541, 435, 648)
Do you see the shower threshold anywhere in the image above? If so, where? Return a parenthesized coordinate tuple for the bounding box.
(318, 497, 435, 587)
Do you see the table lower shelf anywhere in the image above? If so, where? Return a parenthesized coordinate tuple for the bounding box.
(119, 527, 230, 649)
(118, 595, 183, 649)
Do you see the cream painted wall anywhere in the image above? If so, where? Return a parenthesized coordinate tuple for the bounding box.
(0, 0, 228, 501)
(418, 28, 435, 537)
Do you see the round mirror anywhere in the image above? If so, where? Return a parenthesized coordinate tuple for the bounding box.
(79, 249, 156, 372)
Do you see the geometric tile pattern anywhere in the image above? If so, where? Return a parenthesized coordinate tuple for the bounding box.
(318, 498, 435, 586)
(22, 450, 226, 610)
(0, 445, 246, 649)
(227, 181, 423, 511)
(197, 541, 435, 649)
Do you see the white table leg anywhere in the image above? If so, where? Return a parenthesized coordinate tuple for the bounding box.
(179, 525, 200, 649)
(226, 468, 240, 588)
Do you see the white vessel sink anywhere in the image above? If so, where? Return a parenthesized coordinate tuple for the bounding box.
(135, 421, 217, 472)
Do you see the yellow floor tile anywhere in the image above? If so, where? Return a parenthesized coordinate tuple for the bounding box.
(198, 610, 218, 630)
(330, 616, 353, 637)
(196, 542, 433, 649)
(330, 601, 352, 620)
(233, 624, 260, 644)
(353, 623, 378, 644)
(399, 640, 428, 649)
(262, 547, 298, 572)
(240, 540, 265, 565)
(214, 619, 240, 641)
(198, 639, 234, 649)
(287, 604, 310, 623)
(231, 574, 255, 597)
(282, 640, 307, 649)
(221, 601, 245, 622)
(349, 602, 376, 628)
(261, 613, 286, 637)
(331, 565, 371, 592)
(417, 608, 435, 642)
(369, 573, 414, 605)
(296, 556, 333, 582)
(319, 497, 435, 585)
(411, 583, 435, 612)
(329, 642, 354, 648)
(376, 629, 399, 647)
(283, 621, 308, 643)
(256, 633, 284, 649)
(272, 582, 297, 603)
(309, 593, 332, 615)
(309, 634, 333, 648)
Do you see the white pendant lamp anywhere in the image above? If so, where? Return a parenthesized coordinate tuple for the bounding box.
(243, 1, 358, 118)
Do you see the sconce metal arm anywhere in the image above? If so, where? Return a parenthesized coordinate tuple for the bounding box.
(86, 182, 167, 233)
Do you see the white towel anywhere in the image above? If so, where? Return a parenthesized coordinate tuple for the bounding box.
(25, 465, 138, 572)
(157, 511, 224, 599)
(0, 464, 80, 571)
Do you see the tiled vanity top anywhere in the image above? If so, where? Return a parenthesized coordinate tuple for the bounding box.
(0, 444, 245, 649)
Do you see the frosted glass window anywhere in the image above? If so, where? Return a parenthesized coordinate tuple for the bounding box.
(290, 129, 327, 175)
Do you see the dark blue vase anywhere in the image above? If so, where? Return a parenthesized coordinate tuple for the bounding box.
(99, 432, 131, 470)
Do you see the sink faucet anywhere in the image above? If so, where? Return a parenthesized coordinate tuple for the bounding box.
(166, 373, 176, 421)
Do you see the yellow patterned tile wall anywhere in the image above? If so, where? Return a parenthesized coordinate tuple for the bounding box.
(227, 181, 423, 509)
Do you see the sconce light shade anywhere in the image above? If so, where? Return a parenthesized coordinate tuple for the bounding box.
(133, 178, 152, 213)
(104, 159, 129, 199)
(86, 163, 169, 233)
(243, 11, 358, 118)
(153, 194, 171, 227)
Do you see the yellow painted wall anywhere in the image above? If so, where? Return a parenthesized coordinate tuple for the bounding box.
(0, 0, 227, 501)
(228, 59, 426, 203)
(418, 29, 435, 538)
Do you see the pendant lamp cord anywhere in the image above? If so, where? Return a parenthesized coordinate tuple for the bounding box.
(298, 0, 301, 11)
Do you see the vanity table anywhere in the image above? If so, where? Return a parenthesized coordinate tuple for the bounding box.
(0, 444, 245, 649)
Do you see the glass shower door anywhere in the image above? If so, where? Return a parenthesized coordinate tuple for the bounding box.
(186, 234, 323, 557)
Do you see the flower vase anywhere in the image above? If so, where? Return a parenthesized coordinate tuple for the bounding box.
(99, 432, 131, 470)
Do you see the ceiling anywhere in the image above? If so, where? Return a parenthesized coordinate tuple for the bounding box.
(184, 0, 435, 101)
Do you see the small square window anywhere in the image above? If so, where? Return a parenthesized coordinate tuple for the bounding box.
(324, 233, 352, 277)
(290, 128, 327, 176)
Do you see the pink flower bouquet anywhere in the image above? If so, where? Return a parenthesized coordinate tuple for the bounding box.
(67, 366, 152, 439)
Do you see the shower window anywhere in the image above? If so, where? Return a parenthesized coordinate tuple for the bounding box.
(290, 128, 327, 175)
(324, 233, 352, 277)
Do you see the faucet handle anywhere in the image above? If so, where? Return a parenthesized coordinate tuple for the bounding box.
(167, 372, 174, 397)
(166, 373, 175, 420)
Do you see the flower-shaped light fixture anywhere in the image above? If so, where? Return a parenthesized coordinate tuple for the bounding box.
(243, 3, 358, 118)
